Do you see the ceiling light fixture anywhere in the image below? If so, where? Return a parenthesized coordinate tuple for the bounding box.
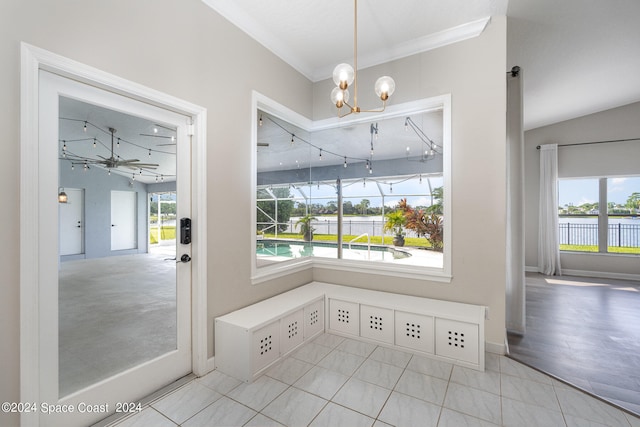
(330, 0, 395, 118)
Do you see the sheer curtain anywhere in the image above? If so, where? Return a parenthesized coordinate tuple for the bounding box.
(538, 144, 562, 275)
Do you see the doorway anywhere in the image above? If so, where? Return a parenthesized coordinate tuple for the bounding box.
(111, 190, 138, 251)
(20, 44, 208, 427)
(59, 188, 84, 256)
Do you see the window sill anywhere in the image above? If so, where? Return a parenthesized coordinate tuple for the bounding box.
(252, 257, 452, 285)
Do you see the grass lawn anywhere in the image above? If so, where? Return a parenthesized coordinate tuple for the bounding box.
(262, 232, 433, 249)
(560, 244, 640, 254)
(150, 226, 176, 244)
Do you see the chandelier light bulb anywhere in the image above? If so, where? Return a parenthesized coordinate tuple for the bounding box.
(332, 63, 354, 89)
(374, 76, 396, 101)
(330, 87, 350, 108)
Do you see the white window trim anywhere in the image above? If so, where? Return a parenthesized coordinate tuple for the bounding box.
(251, 91, 452, 284)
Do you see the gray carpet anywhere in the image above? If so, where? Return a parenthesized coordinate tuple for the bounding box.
(58, 252, 177, 396)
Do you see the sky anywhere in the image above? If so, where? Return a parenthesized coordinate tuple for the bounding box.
(558, 176, 640, 207)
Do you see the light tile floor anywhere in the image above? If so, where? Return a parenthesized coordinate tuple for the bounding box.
(112, 334, 640, 427)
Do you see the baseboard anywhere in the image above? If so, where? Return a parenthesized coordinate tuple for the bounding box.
(560, 269, 640, 282)
(485, 340, 506, 355)
(525, 265, 640, 281)
(205, 356, 216, 374)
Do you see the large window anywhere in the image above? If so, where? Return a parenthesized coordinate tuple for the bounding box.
(558, 176, 640, 254)
(252, 94, 451, 282)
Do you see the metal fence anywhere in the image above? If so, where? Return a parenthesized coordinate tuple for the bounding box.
(558, 223, 640, 247)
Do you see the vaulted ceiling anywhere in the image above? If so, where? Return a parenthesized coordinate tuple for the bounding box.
(203, 0, 640, 131)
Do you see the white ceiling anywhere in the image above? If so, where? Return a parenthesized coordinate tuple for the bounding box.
(59, 97, 177, 184)
(203, 0, 640, 131)
(258, 110, 443, 172)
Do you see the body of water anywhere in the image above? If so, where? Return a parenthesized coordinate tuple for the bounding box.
(558, 216, 640, 247)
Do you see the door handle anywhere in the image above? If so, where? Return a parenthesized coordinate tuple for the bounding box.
(177, 254, 191, 263)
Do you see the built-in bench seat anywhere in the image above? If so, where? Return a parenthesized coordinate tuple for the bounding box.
(215, 282, 485, 382)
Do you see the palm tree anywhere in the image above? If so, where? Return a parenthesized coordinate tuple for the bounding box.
(359, 199, 371, 215)
(426, 186, 443, 214)
(383, 210, 407, 247)
(295, 214, 317, 241)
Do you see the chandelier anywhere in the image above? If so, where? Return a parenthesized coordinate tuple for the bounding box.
(330, 0, 396, 118)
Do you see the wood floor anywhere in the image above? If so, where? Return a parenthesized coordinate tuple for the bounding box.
(508, 273, 640, 416)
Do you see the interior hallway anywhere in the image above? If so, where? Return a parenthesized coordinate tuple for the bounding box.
(508, 272, 640, 416)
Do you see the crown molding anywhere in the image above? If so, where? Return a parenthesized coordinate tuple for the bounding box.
(310, 17, 491, 81)
(202, 0, 491, 83)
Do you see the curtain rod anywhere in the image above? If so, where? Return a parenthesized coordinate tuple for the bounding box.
(536, 137, 640, 150)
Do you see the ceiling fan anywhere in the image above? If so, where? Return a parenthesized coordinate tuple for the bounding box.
(92, 127, 159, 170)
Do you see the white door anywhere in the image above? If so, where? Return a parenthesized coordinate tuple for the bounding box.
(59, 188, 84, 255)
(39, 70, 192, 427)
(111, 190, 137, 250)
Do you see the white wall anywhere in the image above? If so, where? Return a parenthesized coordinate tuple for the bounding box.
(0, 3, 507, 424)
(312, 18, 508, 347)
(524, 101, 640, 278)
(1, 1, 312, 424)
(59, 161, 149, 260)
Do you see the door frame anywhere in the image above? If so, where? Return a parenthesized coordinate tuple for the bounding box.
(59, 188, 84, 257)
(20, 43, 208, 426)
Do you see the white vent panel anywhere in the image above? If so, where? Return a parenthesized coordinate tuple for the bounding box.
(360, 305, 394, 344)
(435, 318, 479, 364)
(395, 311, 434, 354)
(252, 321, 280, 372)
(329, 299, 359, 336)
(304, 299, 324, 339)
(280, 310, 304, 355)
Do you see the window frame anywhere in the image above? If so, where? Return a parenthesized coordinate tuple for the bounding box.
(558, 176, 640, 255)
(250, 91, 452, 284)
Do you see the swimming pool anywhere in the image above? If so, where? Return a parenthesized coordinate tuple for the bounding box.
(256, 239, 411, 262)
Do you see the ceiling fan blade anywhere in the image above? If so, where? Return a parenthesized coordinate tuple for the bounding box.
(131, 163, 160, 167)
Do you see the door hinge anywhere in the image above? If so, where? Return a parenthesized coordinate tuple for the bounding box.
(187, 123, 195, 137)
